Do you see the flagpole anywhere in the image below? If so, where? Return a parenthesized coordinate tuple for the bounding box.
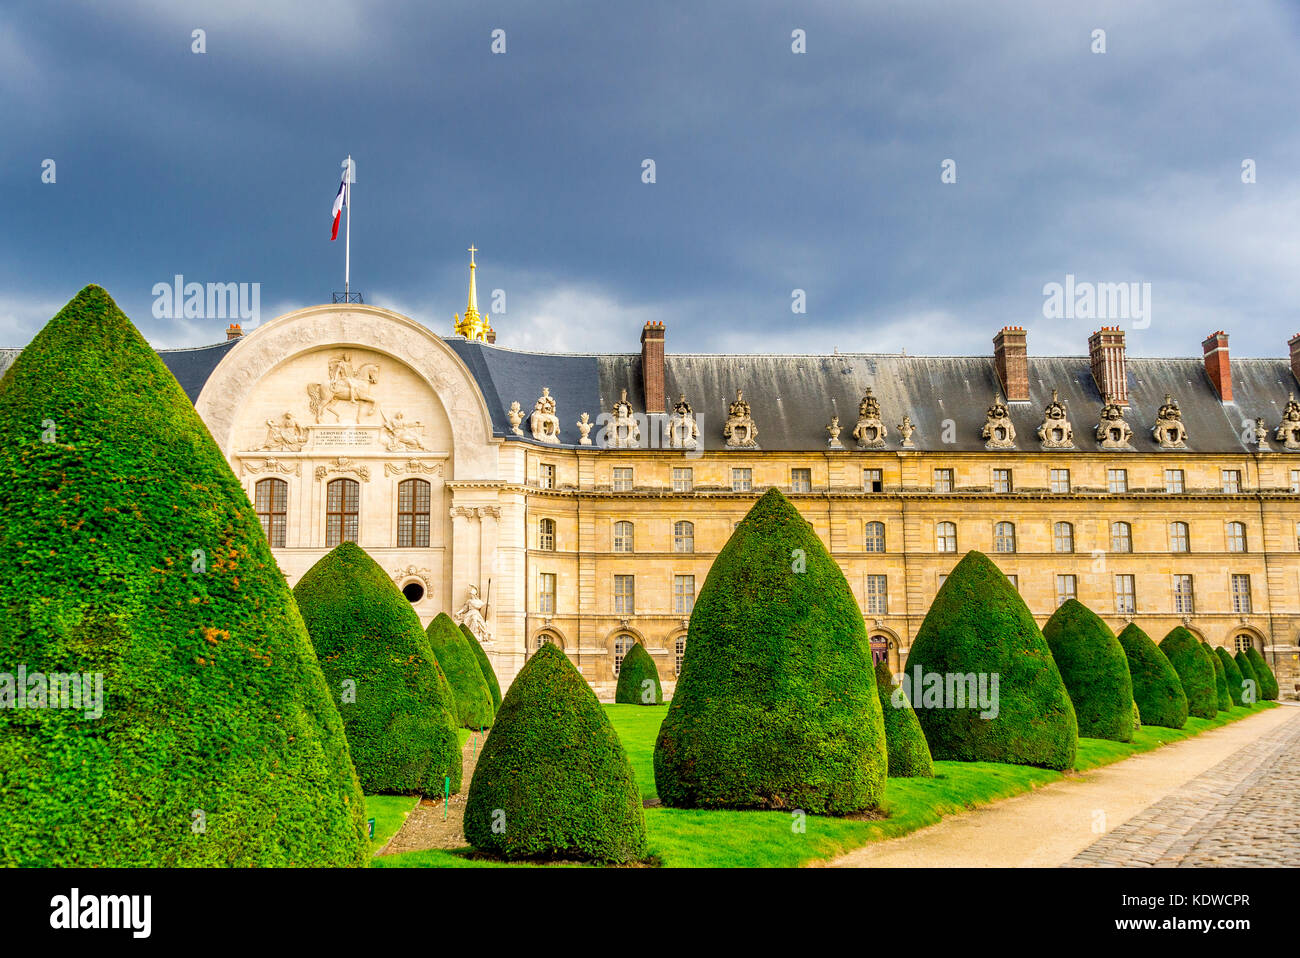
(344, 155, 352, 299)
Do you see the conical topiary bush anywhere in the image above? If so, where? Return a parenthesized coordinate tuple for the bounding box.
(1234, 650, 1261, 704)
(904, 551, 1077, 770)
(1117, 623, 1187, 729)
(426, 613, 494, 729)
(1244, 646, 1279, 701)
(1214, 647, 1247, 707)
(294, 543, 462, 796)
(0, 286, 369, 866)
(1158, 628, 1217, 720)
(654, 488, 887, 815)
(464, 643, 647, 862)
(1042, 599, 1134, 742)
(1202, 641, 1231, 711)
(460, 623, 502, 711)
(615, 642, 663, 705)
(874, 660, 934, 777)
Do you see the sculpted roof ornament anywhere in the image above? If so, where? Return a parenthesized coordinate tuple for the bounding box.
(1152, 393, 1188, 449)
(1036, 388, 1075, 449)
(852, 387, 887, 449)
(896, 415, 916, 448)
(981, 393, 1016, 449)
(604, 388, 641, 448)
(1275, 393, 1300, 450)
(723, 389, 758, 447)
(576, 412, 594, 446)
(667, 394, 698, 449)
(1095, 394, 1133, 449)
(529, 387, 561, 444)
(826, 415, 843, 450)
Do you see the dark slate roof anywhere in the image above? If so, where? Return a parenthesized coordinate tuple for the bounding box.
(0, 341, 237, 404)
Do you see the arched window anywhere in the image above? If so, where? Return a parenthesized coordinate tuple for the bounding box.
(613, 520, 635, 553)
(1110, 521, 1132, 553)
(254, 478, 288, 548)
(673, 520, 694, 553)
(396, 478, 430, 547)
(1053, 522, 1073, 554)
(534, 631, 559, 652)
(538, 517, 556, 551)
(994, 522, 1016, 553)
(1233, 633, 1257, 654)
(936, 522, 957, 553)
(865, 521, 886, 553)
(1226, 521, 1247, 553)
(613, 634, 635, 676)
(325, 478, 359, 546)
(1169, 521, 1189, 553)
(675, 634, 686, 676)
(868, 635, 889, 666)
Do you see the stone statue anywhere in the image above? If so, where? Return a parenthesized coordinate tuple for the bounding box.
(576, 412, 594, 445)
(667, 394, 699, 449)
(1036, 388, 1074, 449)
(981, 393, 1017, 449)
(380, 409, 427, 451)
(897, 415, 916, 448)
(455, 584, 493, 647)
(1275, 394, 1300, 450)
(1152, 393, 1188, 448)
(723, 389, 758, 447)
(1253, 417, 1271, 450)
(605, 388, 641, 448)
(826, 415, 843, 449)
(852, 388, 887, 449)
(507, 401, 524, 437)
(529, 387, 561, 444)
(1095, 395, 1133, 449)
(306, 353, 380, 423)
(260, 411, 309, 452)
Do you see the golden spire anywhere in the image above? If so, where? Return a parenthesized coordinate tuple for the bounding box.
(453, 244, 493, 342)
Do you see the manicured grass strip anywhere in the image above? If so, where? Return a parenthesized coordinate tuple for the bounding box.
(1074, 704, 1273, 771)
(364, 795, 419, 852)
(602, 704, 668, 802)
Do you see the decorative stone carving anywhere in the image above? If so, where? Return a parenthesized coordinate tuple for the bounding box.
(383, 460, 444, 478)
(380, 409, 427, 451)
(981, 394, 1017, 449)
(314, 457, 371, 482)
(1095, 395, 1133, 449)
(723, 390, 758, 447)
(1253, 418, 1271, 451)
(852, 388, 887, 449)
(507, 401, 525, 436)
(475, 506, 501, 519)
(1036, 388, 1075, 449)
(306, 352, 380, 423)
(259, 412, 309, 451)
(605, 388, 641, 448)
(240, 457, 301, 477)
(391, 565, 432, 590)
(529, 387, 561, 444)
(1152, 394, 1188, 448)
(826, 415, 843, 450)
(667, 394, 699, 449)
(896, 416, 916, 448)
(576, 412, 594, 445)
(448, 506, 477, 519)
(1275, 394, 1300, 450)
(455, 584, 493, 647)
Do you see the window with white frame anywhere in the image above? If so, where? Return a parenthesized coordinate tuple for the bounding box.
(936, 521, 957, 553)
(1231, 574, 1252, 614)
(539, 463, 556, 489)
(866, 575, 888, 615)
(1110, 521, 1132, 553)
(1005, 573, 1019, 591)
(731, 468, 752, 492)
(1055, 574, 1077, 607)
(1107, 468, 1128, 493)
(863, 468, 883, 493)
(673, 575, 695, 615)
(1173, 574, 1194, 615)
(1114, 574, 1136, 615)
(538, 572, 556, 615)
(937, 573, 948, 589)
(613, 575, 635, 615)
(672, 467, 693, 492)
(1050, 469, 1071, 494)
(864, 521, 886, 553)
(1226, 521, 1247, 553)
(1165, 469, 1185, 494)
(675, 634, 687, 675)
(613, 634, 635, 676)
(1168, 521, 1189, 553)
(1053, 521, 1074, 553)
(612, 467, 634, 492)
(993, 468, 1012, 494)
(1222, 469, 1241, 494)
(538, 517, 556, 551)
(934, 469, 954, 493)
(613, 520, 634, 553)
(994, 521, 1016, 553)
(791, 468, 812, 492)
(1292, 469, 1300, 494)
(673, 520, 694, 553)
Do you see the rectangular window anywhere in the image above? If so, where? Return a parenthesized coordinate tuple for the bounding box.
(866, 575, 888, 615)
(1055, 574, 1077, 607)
(863, 468, 883, 493)
(1231, 574, 1252, 614)
(673, 574, 695, 615)
(1291, 469, 1300, 494)
(1168, 522, 1189, 553)
(1165, 469, 1185, 494)
(1050, 469, 1071, 494)
(539, 463, 556, 490)
(993, 469, 1012, 494)
(325, 478, 359, 547)
(614, 575, 635, 615)
(1107, 468, 1128, 494)
(538, 572, 556, 615)
(1006, 574, 1019, 591)
(791, 468, 812, 493)
(732, 468, 752, 492)
(613, 521, 634, 553)
(255, 478, 288, 549)
(937, 573, 948, 589)
(396, 479, 431, 548)
(1222, 470, 1241, 494)
(1173, 574, 1194, 615)
(672, 467, 693, 492)
(934, 469, 954, 493)
(1114, 574, 1136, 615)
(612, 467, 634, 492)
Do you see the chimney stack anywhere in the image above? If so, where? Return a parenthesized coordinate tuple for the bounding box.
(640, 321, 666, 414)
(1290, 333, 1300, 388)
(226, 323, 243, 341)
(1089, 327, 1128, 405)
(1201, 331, 1232, 402)
(993, 326, 1029, 401)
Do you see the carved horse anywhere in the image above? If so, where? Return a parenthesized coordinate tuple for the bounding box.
(307, 358, 380, 423)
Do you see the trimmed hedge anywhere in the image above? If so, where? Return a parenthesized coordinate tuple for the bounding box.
(1245, 646, 1279, 701)
(1117, 623, 1188, 729)
(905, 551, 1078, 770)
(874, 660, 934, 777)
(1234, 651, 1261, 705)
(654, 488, 887, 815)
(1214, 647, 1247, 707)
(0, 286, 369, 866)
(464, 643, 647, 862)
(1158, 628, 1217, 720)
(1202, 641, 1231, 712)
(1133, 700, 1142, 730)
(615, 642, 663, 705)
(295, 543, 462, 796)
(460, 623, 502, 711)
(1042, 599, 1134, 742)
(426, 613, 494, 729)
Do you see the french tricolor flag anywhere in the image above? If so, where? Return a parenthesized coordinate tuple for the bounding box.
(330, 177, 346, 241)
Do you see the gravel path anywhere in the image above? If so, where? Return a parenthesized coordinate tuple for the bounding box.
(378, 729, 488, 856)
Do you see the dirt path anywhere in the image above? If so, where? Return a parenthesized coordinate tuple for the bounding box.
(823, 706, 1297, 868)
(378, 729, 488, 856)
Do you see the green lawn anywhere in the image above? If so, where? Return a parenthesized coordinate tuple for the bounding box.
(364, 795, 419, 852)
(374, 701, 1275, 868)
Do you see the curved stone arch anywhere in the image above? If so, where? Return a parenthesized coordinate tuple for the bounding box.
(195, 303, 499, 480)
(1180, 624, 1209, 645)
(1223, 623, 1267, 654)
(528, 625, 568, 652)
(867, 623, 904, 673)
(665, 625, 689, 677)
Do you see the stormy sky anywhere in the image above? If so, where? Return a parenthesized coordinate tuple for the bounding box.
(2, 0, 1298, 360)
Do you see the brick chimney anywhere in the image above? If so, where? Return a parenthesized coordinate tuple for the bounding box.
(640, 321, 666, 414)
(1201, 330, 1232, 402)
(993, 326, 1029, 401)
(1089, 326, 1128, 405)
(226, 323, 243, 341)
(1290, 333, 1300, 388)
